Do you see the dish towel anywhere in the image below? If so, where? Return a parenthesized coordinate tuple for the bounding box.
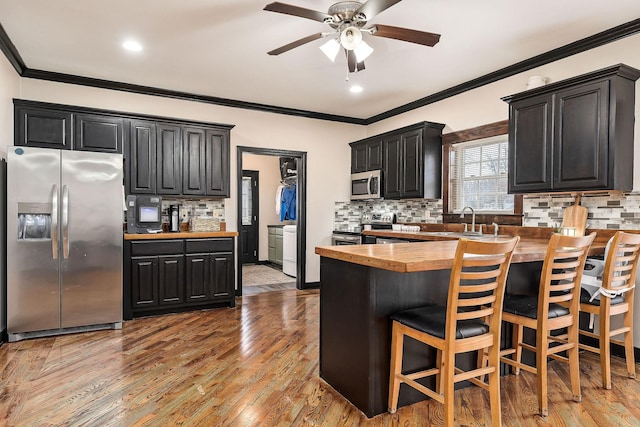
(275, 184, 284, 215)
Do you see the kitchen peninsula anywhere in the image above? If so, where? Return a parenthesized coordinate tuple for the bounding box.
(315, 236, 606, 417)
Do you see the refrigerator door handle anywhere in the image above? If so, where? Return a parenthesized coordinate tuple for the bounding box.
(51, 184, 59, 259)
(62, 185, 70, 259)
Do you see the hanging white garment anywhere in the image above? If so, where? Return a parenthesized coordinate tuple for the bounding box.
(275, 184, 284, 215)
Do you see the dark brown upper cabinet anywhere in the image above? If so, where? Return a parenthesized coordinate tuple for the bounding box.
(156, 124, 182, 195)
(15, 104, 72, 150)
(350, 138, 382, 173)
(503, 64, 640, 194)
(74, 113, 124, 153)
(128, 120, 157, 194)
(349, 122, 444, 199)
(182, 127, 230, 197)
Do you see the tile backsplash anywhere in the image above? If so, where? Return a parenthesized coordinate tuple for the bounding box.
(334, 192, 640, 231)
(335, 199, 443, 229)
(523, 192, 640, 230)
(161, 198, 225, 224)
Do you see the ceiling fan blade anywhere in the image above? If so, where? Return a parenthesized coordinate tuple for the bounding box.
(357, 60, 365, 72)
(355, 0, 403, 20)
(264, 2, 330, 23)
(370, 24, 441, 46)
(346, 49, 357, 73)
(268, 33, 324, 55)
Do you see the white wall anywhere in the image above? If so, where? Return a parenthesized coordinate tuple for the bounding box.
(242, 153, 282, 261)
(0, 53, 20, 156)
(14, 78, 364, 283)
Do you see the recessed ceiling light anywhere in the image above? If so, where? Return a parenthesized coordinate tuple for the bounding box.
(350, 85, 363, 94)
(122, 40, 143, 52)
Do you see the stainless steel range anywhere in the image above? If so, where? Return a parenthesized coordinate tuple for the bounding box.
(331, 212, 396, 245)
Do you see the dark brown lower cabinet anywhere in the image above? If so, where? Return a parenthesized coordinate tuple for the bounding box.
(124, 237, 235, 320)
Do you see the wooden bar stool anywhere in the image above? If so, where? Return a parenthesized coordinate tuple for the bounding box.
(388, 236, 519, 426)
(500, 232, 596, 417)
(579, 231, 640, 389)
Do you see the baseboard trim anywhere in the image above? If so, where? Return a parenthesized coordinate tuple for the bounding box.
(302, 281, 320, 290)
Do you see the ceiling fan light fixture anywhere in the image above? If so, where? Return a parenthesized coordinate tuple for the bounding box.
(319, 38, 341, 62)
(340, 26, 362, 50)
(354, 40, 373, 63)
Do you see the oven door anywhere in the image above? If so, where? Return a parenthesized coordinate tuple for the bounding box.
(331, 234, 361, 245)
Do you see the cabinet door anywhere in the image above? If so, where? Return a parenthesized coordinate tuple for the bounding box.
(508, 94, 553, 193)
(383, 135, 402, 198)
(553, 80, 609, 190)
(204, 129, 230, 196)
(15, 107, 72, 149)
(185, 253, 209, 302)
(129, 120, 157, 194)
(275, 232, 283, 265)
(367, 139, 383, 170)
(131, 257, 159, 308)
(209, 252, 234, 300)
(74, 113, 124, 153)
(158, 255, 184, 305)
(400, 129, 423, 198)
(182, 127, 206, 195)
(156, 124, 182, 195)
(351, 142, 368, 173)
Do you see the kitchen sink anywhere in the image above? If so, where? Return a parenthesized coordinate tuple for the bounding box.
(420, 231, 511, 241)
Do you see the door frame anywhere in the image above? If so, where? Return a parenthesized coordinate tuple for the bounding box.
(236, 146, 307, 295)
(240, 169, 259, 264)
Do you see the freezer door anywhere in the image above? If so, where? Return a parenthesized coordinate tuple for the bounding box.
(60, 150, 123, 328)
(7, 147, 61, 334)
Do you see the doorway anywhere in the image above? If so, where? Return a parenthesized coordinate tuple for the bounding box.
(236, 146, 307, 297)
(240, 170, 259, 264)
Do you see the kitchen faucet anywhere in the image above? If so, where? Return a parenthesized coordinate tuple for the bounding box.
(492, 222, 499, 236)
(460, 206, 476, 234)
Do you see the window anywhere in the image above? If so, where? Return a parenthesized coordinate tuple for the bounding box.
(241, 176, 252, 226)
(449, 135, 513, 213)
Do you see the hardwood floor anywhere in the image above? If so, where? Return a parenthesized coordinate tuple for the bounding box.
(1, 288, 639, 426)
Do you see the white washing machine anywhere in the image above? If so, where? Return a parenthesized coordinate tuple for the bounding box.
(282, 225, 297, 277)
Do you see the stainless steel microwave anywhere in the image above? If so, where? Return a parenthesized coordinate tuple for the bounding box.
(351, 170, 382, 200)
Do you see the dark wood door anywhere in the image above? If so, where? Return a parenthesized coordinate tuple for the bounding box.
(131, 257, 159, 309)
(209, 253, 234, 300)
(204, 129, 229, 196)
(156, 123, 182, 195)
(185, 254, 209, 303)
(400, 129, 423, 198)
(383, 135, 402, 198)
(15, 107, 72, 149)
(367, 139, 383, 170)
(351, 141, 367, 173)
(553, 80, 609, 190)
(182, 127, 206, 196)
(129, 120, 157, 194)
(508, 93, 554, 193)
(74, 113, 124, 153)
(158, 255, 184, 305)
(241, 170, 259, 264)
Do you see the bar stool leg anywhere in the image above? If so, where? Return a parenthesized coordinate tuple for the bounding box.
(488, 344, 502, 426)
(600, 311, 612, 390)
(512, 323, 524, 375)
(443, 349, 456, 426)
(436, 349, 444, 394)
(536, 330, 549, 417)
(388, 323, 403, 413)
(624, 310, 636, 379)
(567, 322, 582, 402)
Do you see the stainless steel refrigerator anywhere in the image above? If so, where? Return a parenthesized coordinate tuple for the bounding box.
(7, 146, 123, 341)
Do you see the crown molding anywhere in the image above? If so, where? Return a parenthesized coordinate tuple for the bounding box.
(1, 17, 639, 124)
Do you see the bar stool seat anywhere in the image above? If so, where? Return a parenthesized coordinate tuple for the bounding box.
(391, 306, 490, 340)
(503, 295, 570, 319)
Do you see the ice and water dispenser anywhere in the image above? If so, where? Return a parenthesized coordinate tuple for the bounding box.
(17, 202, 52, 240)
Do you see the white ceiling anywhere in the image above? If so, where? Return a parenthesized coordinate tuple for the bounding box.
(1, 0, 639, 120)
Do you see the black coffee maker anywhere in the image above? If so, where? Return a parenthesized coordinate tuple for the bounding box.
(169, 204, 180, 232)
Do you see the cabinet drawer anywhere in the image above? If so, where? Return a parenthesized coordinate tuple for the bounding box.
(131, 240, 184, 256)
(185, 238, 233, 253)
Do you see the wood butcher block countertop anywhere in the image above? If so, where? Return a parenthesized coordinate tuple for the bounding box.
(315, 237, 606, 273)
(124, 231, 238, 240)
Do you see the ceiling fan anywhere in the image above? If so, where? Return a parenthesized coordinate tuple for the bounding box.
(264, 0, 441, 73)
